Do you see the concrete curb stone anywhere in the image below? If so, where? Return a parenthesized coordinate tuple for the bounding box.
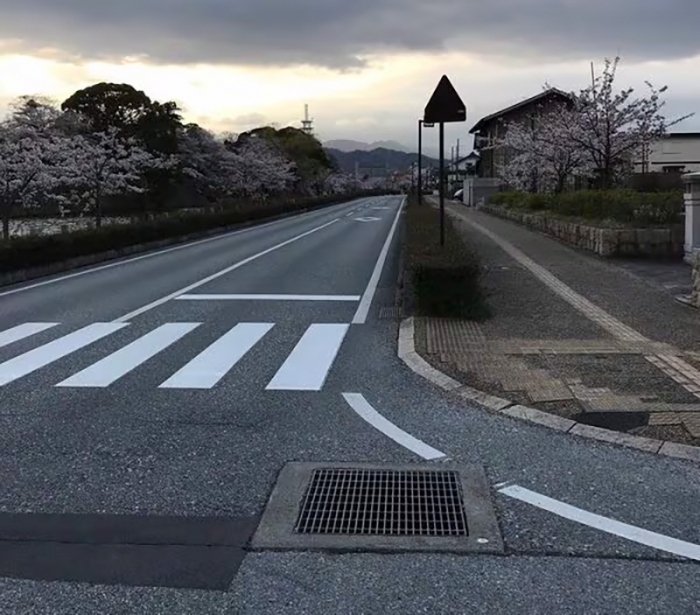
(397, 316, 700, 464)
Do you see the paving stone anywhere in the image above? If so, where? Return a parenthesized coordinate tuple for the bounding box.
(501, 405, 576, 432)
(569, 424, 663, 453)
(681, 415, 700, 438)
(647, 412, 683, 426)
(417, 206, 700, 451)
(658, 441, 700, 462)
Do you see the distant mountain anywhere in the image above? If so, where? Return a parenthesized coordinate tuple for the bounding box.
(324, 139, 409, 153)
(325, 147, 439, 176)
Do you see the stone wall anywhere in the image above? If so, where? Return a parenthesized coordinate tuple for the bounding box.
(482, 205, 684, 258)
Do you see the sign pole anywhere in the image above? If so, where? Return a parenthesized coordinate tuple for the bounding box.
(417, 120, 423, 205)
(423, 74, 466, 248)
(439, 121, 445, 246)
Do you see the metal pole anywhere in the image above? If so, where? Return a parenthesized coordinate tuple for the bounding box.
(418, 120, 423, 204)
(439, 122, 445, 247)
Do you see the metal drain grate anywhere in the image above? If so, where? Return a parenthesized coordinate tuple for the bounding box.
(294, 468, 468, 536)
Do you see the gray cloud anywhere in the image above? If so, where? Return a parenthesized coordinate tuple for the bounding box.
(1, 1, 699, 68)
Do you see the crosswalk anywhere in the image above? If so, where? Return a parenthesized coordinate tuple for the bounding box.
(0, 321, 350, 391)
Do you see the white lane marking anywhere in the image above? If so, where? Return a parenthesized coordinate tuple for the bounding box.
(352, 197, 405, 324)
(175, 294, 361, 302)
(56, 323, 199, 388)
(499, 484, 700, 562)
(0, 323, 127, 386)
(0, 323, 58, 348)
(342, 392, 446, 460)
(266, 323, 349, 391)
(114, 219, 340, 322)
(159, 323, 274, 389)
(0, 198, 367, 299)
(354, 217, 381, 222)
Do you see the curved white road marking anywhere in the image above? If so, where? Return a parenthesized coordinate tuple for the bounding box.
(342, 392, 446, 460)
(342, 393, 700, 561)
(499, 484, 700, 562)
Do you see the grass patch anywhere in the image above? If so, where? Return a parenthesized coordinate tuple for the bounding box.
(405, 195, 490, 319)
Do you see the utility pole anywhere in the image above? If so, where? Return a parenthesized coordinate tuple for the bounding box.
(418, 120, 423, 203)
(417, 119, 434, 205)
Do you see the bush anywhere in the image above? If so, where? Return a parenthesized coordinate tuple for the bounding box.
(489, 189, 683, 226)
(0, 191, 388, 273)
(405, 196, 489, 319)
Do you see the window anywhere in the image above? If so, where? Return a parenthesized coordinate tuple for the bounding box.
(662, 165, 685, 174)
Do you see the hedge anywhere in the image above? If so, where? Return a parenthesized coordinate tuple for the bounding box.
(489, 189, 683, 226)
(405, 195, 489, 319)
(0, 190, 391, 274)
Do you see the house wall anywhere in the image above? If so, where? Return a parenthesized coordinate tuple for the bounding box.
(474, 94, 570, 179)
(634, 135, 700, 174)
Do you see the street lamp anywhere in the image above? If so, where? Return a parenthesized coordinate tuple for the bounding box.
(418, 119, 434, 204)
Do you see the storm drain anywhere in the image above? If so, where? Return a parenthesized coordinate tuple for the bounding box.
(295, 468, 467, 536)
(252, 462, 503, 553)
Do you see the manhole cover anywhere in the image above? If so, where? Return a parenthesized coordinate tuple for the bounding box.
(295, 468, 467, 536)
(251, 462, 503, 553)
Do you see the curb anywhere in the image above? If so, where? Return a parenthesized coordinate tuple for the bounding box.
(397, 317, 700, 464)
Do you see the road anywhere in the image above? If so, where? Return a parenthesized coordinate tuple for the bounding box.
(0, 194, 699, 614)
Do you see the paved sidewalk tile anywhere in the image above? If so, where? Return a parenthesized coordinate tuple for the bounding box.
(412, 200, 700, 448)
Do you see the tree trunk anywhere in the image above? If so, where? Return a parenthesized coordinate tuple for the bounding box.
(95, 186, 102, 229)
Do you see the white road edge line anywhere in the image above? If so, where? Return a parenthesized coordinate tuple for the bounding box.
(499, 484, 700, 562)
(352, 196, 405, 324)
(0, 198, 368, 299)
(114, 218, 340, 322)
(175, 294, 360, 302)
(342, 392, 446, 460)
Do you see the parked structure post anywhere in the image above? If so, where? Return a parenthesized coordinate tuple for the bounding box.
(683, 172, 700, 263)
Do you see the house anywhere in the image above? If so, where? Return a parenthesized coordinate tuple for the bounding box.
(469, 88, 575, 179)
(634, 133, 700, 174)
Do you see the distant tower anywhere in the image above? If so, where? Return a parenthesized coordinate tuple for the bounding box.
(301, 104, 314, 136)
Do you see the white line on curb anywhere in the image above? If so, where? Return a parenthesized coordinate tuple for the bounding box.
(499, 484, 700, 562)
(352, 197, 405, 324)
(114, 218, 339, 322)
(342, 392, 446, 460)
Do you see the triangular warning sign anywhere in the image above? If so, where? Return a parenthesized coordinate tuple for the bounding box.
(424, 75, 466, 124)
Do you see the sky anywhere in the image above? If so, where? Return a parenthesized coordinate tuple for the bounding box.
(1, 0, 699, 158)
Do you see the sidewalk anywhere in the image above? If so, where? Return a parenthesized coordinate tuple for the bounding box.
(416, 198, 700, 448)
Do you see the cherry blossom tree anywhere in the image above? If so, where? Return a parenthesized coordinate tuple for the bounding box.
(321, 171, 363, 195)
(178, 124, 241, 203)
(563, 57, 693, 188)
(496, 107, 593, 193)
(0, 121, 64, 239)
(230, 135, 296, 201)
(52, 128, 172, 227)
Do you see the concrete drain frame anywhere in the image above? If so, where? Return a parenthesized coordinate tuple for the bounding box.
(251, 462, 503, 554)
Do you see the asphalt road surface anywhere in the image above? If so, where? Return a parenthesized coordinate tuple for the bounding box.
(0, 194, 699, 614)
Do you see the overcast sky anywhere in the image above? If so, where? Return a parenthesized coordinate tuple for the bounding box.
(1, 0, 699, 156)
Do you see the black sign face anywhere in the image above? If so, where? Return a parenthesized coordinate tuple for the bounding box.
(424, 75, 466, 124)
